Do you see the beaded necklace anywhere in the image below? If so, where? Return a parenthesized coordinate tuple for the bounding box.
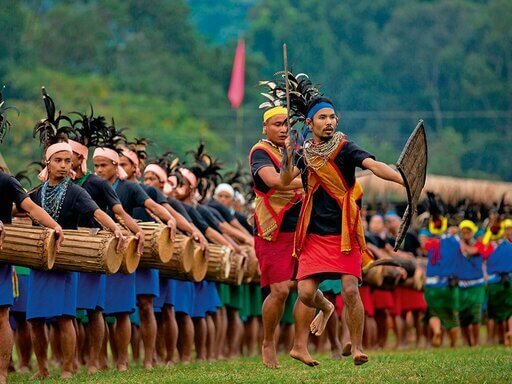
(41, 177, 71, 221)
(303, 132, 345, 171)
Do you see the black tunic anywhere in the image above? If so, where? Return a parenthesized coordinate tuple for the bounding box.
(0, 171, 29, 224)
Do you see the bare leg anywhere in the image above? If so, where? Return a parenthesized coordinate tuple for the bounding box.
(244, 317, 258, 357)
(227, 308, 243, 358)
(374, 309, 389, 349)
(48, 322, 62, 368)
(58, 317, 76, 379)
(448, 327, 459, 347)
(193, 317, 207, 361)
(99, 321, 109, 370)
(486, 319, 495, 344)
(471, 323, 480, 346)
(137, 295, 157, 369)
(0, 308, 13, 384)
(206, 314, 216, 361)
(324, 294, 343, 360)
(429, 317, 442, 347)
(341, 275, 367, 366)
(341, 306, 352, 356)
(176, 313, 194, 363)
(29, 319, 50, 380)
(289, 295, 318, 366)
(461, 326, 472, 346)
(215, 307, 227, 360)
(114, 314, 131, 371)
(162, 306, 178, 365)
(297, 279, 334, 337)
(261, 281, 290, 368)
(86, 309, 104, 373)
(130, 324, 140, 364)
(12, 313, 32, 372)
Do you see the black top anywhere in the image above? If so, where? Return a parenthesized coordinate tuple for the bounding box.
(30, 182, 99, 229)
(235, 211, 252, 233)
(366, 233, 388, 249)
(250, 148, 301, 233)
(167, 197, 192, 222)
(296, 140, 374, 235)
(132, 184, 167, 222)
(183, 204, 210, 234)
(110, 179, 149, 217)
(196, 204, 222, 232)
(76, 173, 121, 228)
(0, 171, 29, 224)
(207, 200, 235, 222)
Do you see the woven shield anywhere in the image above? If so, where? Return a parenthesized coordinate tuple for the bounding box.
(394, 120, 428, 251)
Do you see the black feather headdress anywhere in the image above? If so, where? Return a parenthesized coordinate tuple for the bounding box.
(126, 137, 150, 167)
(96, 118, 128, 152)
(0, 86, 20, 143)
(69, 105, 108, 148)
(33, 87, 75, 150)
(187, 142, 223, 201)
(223, 161, 251, 196)
(259, 72, 323, 138)
(149, 151, 183, 186)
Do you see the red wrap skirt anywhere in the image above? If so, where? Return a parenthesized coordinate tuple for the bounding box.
(254, 232, 297, 288)
(296, 234, 362, 281)
(400, 286, 427, 312)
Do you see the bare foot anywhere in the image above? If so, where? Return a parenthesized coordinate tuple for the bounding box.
(143, 361, 153, 370)
(505, 332, 512, 347)
(60, 371, 73, 380)
(331, 349, 343, 360)
(352, 349, 369, 366)
(342, 342, 352, 357)
(310, 302, 335, 336)
(87, 365, 98, 374)
(0, 374, 6, 384)
(117, 363, 128, 372)
(262, 341, 279, 368)
(289, 348, 320, 367)
(19, 366, 31, 373)
(30, 370, 50, 381)
(432, 332, 442, 348)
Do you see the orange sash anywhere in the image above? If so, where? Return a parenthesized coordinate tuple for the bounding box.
(249, 141, 302, 241)
(294, 140, 373, 266)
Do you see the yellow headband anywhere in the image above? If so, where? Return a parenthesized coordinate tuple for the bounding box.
(458, 220, 478, 234)
(263, 106, 288, 122)
(429, 216, 447, 236)
(503, 219, 512, 229)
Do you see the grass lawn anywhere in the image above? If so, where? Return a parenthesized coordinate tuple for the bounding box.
(8, 345, 512, 383)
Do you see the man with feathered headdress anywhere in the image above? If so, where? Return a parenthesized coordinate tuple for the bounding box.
(67, 107, 144, 373)
(278, 73, 404, 365)
(28, 87, 124, 380)
(92, 121, 177, 371)
(249, 97, 316, 368)
(0, 88, 66, 384)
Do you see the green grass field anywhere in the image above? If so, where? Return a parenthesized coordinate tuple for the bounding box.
(7, 346, 512, 384)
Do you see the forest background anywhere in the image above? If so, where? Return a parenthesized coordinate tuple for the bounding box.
(1, 0, 511, 186)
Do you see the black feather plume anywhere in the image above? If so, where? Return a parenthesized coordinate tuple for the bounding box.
(0, 86, 20, 143)
(187, 142, 223, 201)
(69, 104, 108, 148)
(96, 118, 127, 152)
(32, 87, 75, 150)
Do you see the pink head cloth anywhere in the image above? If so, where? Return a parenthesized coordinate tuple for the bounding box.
(68, 139, 88, 175)
(179, 168, 198, 188)
(93, 147, 128, 180)
(121, 148, 141, 178)
(38, 142, 75, 181)
(144, 163, 173, 195)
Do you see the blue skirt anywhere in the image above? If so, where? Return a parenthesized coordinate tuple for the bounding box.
(135, 268, 160, 297)
(27, 270, 78, 320)
(104, 273, 136, 315)
(173, 280, 195, 315)
(154, 278, 174, 309)
(192, 281, 209, 318)
(0, 263, 14, 307)
(77, 272, 106, 311)
(205, 281, 221, 313)
(11, 274, 29, 313)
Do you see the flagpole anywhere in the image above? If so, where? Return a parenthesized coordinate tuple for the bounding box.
(235, 106, 243, 157)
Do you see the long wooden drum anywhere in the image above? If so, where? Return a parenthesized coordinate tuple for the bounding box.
(225, 252, 247, 286)
(137, 222, 174, 268)
(363, 265, 385, 287)
(118, 235, 139, 274)
(53, 229, 124, 274)
(205, 244, 231, 282)
(188, 244, 207, 282)
(240, 245, 258, 284)
(158, 234, 195, 279)
(0, 224, 56, 270)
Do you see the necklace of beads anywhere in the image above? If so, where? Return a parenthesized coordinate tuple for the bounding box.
(41, 177, 71, 221)
(304, 132, 345, 171)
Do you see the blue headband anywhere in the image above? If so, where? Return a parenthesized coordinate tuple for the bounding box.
(307, 102, 335, 119)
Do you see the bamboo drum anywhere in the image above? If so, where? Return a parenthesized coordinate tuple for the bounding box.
(0, 224, 56, 270)
(137, 222, 174, 268)
(53, 229, 124, 274)
(158, 234, 195, 279)
(189, 244, 207, 282)
(240, 245, 258, 283)
(225, 252, 247, 286)
(205, 244, 231, 282)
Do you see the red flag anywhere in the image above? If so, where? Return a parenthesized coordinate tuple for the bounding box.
(227, 39, 245, 109)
